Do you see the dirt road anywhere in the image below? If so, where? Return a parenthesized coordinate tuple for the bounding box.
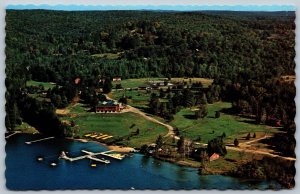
(106, 95, 175, 137)
(106, 94, 295, 161)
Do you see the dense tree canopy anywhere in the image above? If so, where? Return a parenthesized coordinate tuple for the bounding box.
(5, 10, 295, 139)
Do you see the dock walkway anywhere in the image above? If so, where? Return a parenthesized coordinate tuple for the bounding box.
(25, 137, 55, 144)
(59, 150, 111, 164)
(5, 131, 21, 139)
(81, 150, 125, 160)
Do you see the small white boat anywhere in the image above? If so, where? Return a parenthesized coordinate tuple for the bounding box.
(50, 162, 57, 167)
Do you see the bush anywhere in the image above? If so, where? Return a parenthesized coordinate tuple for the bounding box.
(215, 111, 220, 118)
(234, 138, 239, 147)
(246, 133, 251, 140)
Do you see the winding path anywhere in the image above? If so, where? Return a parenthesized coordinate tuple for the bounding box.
(105, 95, 175, 137)
(106, 94, 295, 161)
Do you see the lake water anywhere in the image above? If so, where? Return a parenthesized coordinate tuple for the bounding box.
(5, 134, 282, 190)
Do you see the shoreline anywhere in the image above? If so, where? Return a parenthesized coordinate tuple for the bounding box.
(10, 133, 288, 188)
(67, 137, 136, 153)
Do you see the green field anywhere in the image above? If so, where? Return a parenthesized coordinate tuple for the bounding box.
(62, 104, 168, 147)
(15, 122, 39, 134)
(115, 78, 158, 88)
(170, 102, 276, 144)
(26, 80, 56, 90)
(112, 90, 154, 106)
(91, 52, 120, 59)
(114, 77, 213, 89)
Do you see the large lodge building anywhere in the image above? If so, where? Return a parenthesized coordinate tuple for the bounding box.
(95, 100, 123, 113)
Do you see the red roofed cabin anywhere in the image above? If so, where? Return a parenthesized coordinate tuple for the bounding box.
(95, 100, 122, 113)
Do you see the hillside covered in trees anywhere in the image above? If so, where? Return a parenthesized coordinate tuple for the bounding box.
(5, 10, 295, 138)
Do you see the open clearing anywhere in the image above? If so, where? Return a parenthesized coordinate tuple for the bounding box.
(26, 80, 56, 90)
(91, 52, 121, 59)
(113, 77, 213, 89)
(112, 89, 153, 106)
(170, 102, 277, 144)
(61, 104, 168, 148)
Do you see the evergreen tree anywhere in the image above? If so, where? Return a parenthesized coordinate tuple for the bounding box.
(103, 78, 112, 94)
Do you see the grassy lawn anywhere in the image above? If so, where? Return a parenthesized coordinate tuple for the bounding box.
(170, 77, 213, 88)
(114, 77, 213, 89)
(203, 149, 263, 173)
(115, 78, 157, 88)
(112, 90, 154, 106)
(91, 52, 120, 59)
(61, 104, 168, 148)
(170, 102, 276, 144)
(26, 80, 56, 90)
(15, 122, 39, 134)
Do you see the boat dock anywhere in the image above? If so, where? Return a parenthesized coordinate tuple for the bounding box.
(25, 137, 55, 144)
(59, 150, 111, 164)
(99, 150, 125, 160)
(86, 155, 110, 164)
(5, 131, 20, 139)
(82, 150, 125, 160)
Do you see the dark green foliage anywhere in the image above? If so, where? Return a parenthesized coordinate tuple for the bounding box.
(222, 132, 226, 138)
(215, 111, 220, 118)
(195, 104, 208, 119)
(155, 135, 163, 149)
(118, 96, 128, 104)
(5, 10, 296, 163)
(140, 144, 149, 154)
(115, 84, 122, 89)
(103, 78, 112, 94)
(17, 95, 66, 137)
(135, 128, 140, 135)
(5, 10, 295, 84)
(233, 157, 295, 188)
(177, 136, 185, 154)
(246, 133, 251, 140)
(207, 136, 227, 156)
(234, 138, 239, 147)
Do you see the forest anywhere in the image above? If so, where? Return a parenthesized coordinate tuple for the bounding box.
(5, 10, 296, 184)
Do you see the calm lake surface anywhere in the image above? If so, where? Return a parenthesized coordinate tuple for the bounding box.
(6, 134, 282, 190)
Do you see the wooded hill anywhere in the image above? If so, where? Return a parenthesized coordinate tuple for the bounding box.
(5, 10, 295, 138)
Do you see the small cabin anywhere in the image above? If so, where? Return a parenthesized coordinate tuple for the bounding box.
(113, 77, 122, 82)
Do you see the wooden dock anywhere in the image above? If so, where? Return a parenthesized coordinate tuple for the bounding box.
(25, 137, 55, 144)
(59, 151, 110, 164)
(82, 150, 125, 160)
(5, 131, 20, 139)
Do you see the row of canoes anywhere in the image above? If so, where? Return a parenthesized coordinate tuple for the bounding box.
(84, 133, 113, 140)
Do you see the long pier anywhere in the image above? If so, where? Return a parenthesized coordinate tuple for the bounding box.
(59, 150, 111, 164)
(5, 131, 20, 139)
(82, 150, 125, 160)
(99, 150, 125, 160)
(25, 137, 55, 144)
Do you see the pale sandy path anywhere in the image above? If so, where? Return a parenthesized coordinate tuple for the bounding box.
(106, 95, 175, 137)
(106, 95, 295, 161)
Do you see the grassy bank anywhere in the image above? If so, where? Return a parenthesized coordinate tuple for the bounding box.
(26, 80, 56, 90)
(14, 122, 39, 134)
(61, 104, 168, 148)
(171, 102, 276, 144)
